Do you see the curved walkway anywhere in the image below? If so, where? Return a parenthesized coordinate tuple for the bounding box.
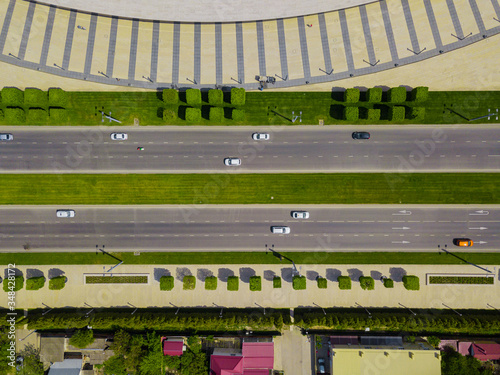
(0, 0, 499, 90)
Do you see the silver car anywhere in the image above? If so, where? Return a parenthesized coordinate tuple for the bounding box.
(292, 211, 309, 219)
(271, 226, 290, 234)
(0, 133, 13, 141)
(224, 157, 241, 166)
(56, 210, 75, 218)
(252, 133, 270, 141)
(110, 133, 128, 140)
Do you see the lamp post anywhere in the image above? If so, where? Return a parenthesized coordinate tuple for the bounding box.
(313, 303, 326, 316)
(255, 302, 266, 315)
(213, 303, 223, 318)
(127, 302, 138, 315)
(398, 303, 416, 316)
(169, 302, 180, 315)
(487, 303, 500, 313)
(355, 302, 372, 318)
(41, 303, 53, 316)
(442, 303, 462, 317)
(19, 330, 36, 342)
(84, 303, 94, 317)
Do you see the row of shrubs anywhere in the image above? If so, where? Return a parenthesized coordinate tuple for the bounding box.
(161, 275, 269, 291)
(1, 87, 68, 107)
(163, 107, 245, 122)
(343, 106, 425, 121)
(3, 276, 66, 291)
(344, 86, 428, 103)
(429, 276, 494, 284)
(293, 275, 417, 290)
(162, 88, 246, 106)
(0, 107, 67, 123)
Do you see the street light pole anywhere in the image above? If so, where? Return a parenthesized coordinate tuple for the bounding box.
(442, 303, 462, 317)
(41, 303, 53, 316)
(355, 302, 372, 318)
(169, 302, 180, 315)
(487, 303, 500, 313)
(313, 303, 326, 316)
(398, 303, 417, 316)
(255, 302, 266, 315)
(127, 302, 138, 315)
(18, 330, 36, 342)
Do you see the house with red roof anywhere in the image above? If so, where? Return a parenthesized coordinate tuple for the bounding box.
(470, 342, 500, 361)
(161, 337, 185, 356)
(210, 341, 274, 375)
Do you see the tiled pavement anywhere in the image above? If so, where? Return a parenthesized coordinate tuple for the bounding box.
(0, 0, 499, 90)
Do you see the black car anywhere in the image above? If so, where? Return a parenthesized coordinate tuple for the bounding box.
(352, 131, 370, 139)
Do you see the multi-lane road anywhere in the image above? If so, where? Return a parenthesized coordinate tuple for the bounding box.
(0, 205, 498, 251)
(0, 125, 499, 173)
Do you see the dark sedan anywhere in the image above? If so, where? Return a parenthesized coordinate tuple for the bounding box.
(352, 131, 370, 139)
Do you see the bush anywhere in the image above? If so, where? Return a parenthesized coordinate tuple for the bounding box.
(48, 88, 67, 106)
(409, 107, 425, 120)
(183, 275, 196, 290)
(359, 276, 375, 290)
(162, 88, 178, 104)
(209, 107, 223, 122)
(208, 89, 223, 105)
(366, 87, 382, 103)
(24, 88, 47, 106)
(343, 106, 359, 121)
(338, 276, 351, 290)
(429, 276, 493, 284)
(367, 108, 381, 121)
(185, 107, 201, 122)
(27, 108, 48, 123)
(231, 88, 246, 106)
(344, 88, 360, 103)
(411, 86, 429, 102)
(185, 89, 201, 106)
(69, 329, 94, 349)
(383, 278, 394, 288)
(163, 109, 177, 121)
(273, 277, 281, 288)
(249, 276, 262, 291)
(160, 276, 174, 291)
(427, 336, 441, 347)
(317, 277, 327, 289)
(0, 109, 3, 119)
(387, 87, 407, 103)
(5, 107, 25, 123)
(227, 276, 239, 291)
(49, 276, 66, 290)
(232, 108, 245, 121)
(49, 107, 67, 122)
(3, 276, 24, 292)
(26, 277, 45, 290)
(2, 87, 23, 106)
(205, 276, 217, 290)
(292, 276, 306, 290)
(388, 106, 405, 121)
(402, 275, 420, 290)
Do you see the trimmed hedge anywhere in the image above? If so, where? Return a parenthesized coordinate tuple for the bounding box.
(24, 88, 47, 106)
(205, 276, 218, 290)
(26, 276, 45, 290)
(27, 108, 48, 123)
(366, 87, 382, 103)
(49, 276, 66, 290)
(317, 277, 327, 289)
(162, 89, 179, 104)
(160, 276, 174, 291)
(273, 276, 281, 288)
(227, 276, 239, 291)
(367, 108, 381, 121)
(293, 276, 306, 290)
(2, 87, 23, 106)
(249, 276, 262, 291)
(3, 276, 24, 292)
(231, 88, 246, 106)
(409, 107, 425, 120)
(383, 278, 394, 288)
(344, 88, 360, 103)
(344, 106, 359, 121)
(208, 89, 223, 105)
(359, 276, 375, 290)
(388, 106, 405, 121)
(209, 107, 223, 122)
(185, 89, 201, 106)
(163, 109, 177, 121)
(48, 88, 67, 106)
(86, 276, 148, 284)
(69, 329, 94, 349)
(185, 107, 201, 122)
(429, 276, 494, 284)
(49, 107, 67, 122)
(338, 276, 351, 290)
(232, 108, 245, 121)
(403, 275, 420, 290)
(183, 275, 196, 290)
(388, 87, 407, 103)
(411, 86, 429, 102)
(5, 107, 25, 123)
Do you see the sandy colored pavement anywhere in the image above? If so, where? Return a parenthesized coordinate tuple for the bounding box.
(5, 263, 498, 310)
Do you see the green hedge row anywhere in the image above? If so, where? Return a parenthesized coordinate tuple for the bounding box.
(429, 276, 494, 284)
(343, 86, 428, 104)
(342, 105, 424, 121)
(1, 87, 67, 106)
(86, 276, 148, 284)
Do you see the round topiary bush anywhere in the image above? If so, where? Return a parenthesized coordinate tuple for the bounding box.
(205, 276, 217, 290)
(359, 276, 375, 290)
(162, 88, 179, 104)
(26, 276, 45, 290)
(383, 278, 394, 288)
(403, 275, 420, 290)
(208, 89, 223, 105)
(69, 329, 94, 349)
(227, 276, 239, 291)
(249, 276, 261, 291)
(163, 109, 177, 121)
(185, 89, 201, 106)
(160, 276, 174, 291)
(185, 107, 201, 122)
(338, 276, 351, 290)
(292, 276, 306, 290)
(49, 276, 66, 290)
(3, 276, 24, 292)
(183, 275, 196, 290)
(209, 107, 223, 122)
(273, 276, 281, 288)
(317, 277, 327, 289)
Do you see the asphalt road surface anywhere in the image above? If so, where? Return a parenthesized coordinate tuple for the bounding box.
(0, 205, 498, 252)
(0, 125, 499, 173)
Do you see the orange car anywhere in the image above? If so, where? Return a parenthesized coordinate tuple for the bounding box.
(453, 238, 473, 247)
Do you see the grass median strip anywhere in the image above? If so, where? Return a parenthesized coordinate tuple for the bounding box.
(429, 276, 494, 284)
(85, 275, 148, 284)
(0, 173, 498, 204)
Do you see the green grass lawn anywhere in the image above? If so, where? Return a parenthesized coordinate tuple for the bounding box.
(3, 251, 500, 265)
(0, 173, 498, 204)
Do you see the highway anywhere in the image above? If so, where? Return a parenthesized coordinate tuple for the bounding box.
(0, 125, 499, 173)
(0, 205, 498, 252)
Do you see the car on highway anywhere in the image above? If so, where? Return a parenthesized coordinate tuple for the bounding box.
(317, 358, 326, 373)
(56, 209, 75, 218)
(291, 211, 309, 219)
(0, 133, 13, 141)
(271, 226, 290, 234)
(453, 238, 473, 247)
(224, 157, 241, 166)
(352, 131, 370, 140)
(252, 132, 270, 141)
(110, 133, 128, 140)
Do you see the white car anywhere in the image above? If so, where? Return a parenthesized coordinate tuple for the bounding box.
(56, 210, 75, 218)
(271, 226, 291, 234)
(0, 133, 13, 141)
(252, 133, 270, 141)
(292, 211, 310, 219)
(224, 157, 241, 166)
(110, 133, 128, 140)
